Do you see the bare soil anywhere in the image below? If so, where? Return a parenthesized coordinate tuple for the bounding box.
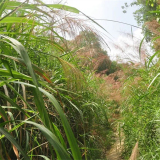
(106, 130, 124, 160)
(106, 112, 124, 160)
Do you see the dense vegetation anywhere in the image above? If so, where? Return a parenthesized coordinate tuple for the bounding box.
(2, 0, 160, 160)
(0, 0, 114, 159)
(121, 0, 160, 159)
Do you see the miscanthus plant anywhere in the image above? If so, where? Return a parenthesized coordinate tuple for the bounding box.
(121, 59, 160, 159)
(0, 0, 111, 159)
(121, 16, 160, 160)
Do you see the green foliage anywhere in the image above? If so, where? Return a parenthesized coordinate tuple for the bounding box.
(121, 64, 160, 159)
(122, 0, 160, 42)
(108, 61, 120, 75)
(0, 0, 111, 159)
(70, 30, 121, 75)
(121, 0, 160, 156)
(122, 0, 157, 25)
(120, 1, 160, 159)
(72, 30, 108, 55)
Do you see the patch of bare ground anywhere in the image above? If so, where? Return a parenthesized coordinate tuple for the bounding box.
(106, 121, 124, 160)
(96, 70, 125, 160)
(106, 105, 124, 160)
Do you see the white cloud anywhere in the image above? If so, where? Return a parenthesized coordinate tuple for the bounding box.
(66, 0, 106, 17)
(134, 29, 143, 39)
(43, 0, 143, 63)
(107, 28, 150, 63)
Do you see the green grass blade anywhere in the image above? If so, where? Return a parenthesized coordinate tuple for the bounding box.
(0, 105, 8, 121)
(147, 50, 160, 68)
(0, 127, 29, 160)
(24, 121, 71, 160)
(1, 35, 53, 130)
(52, 123, 67, 149)
(0, 54, 52, 83)
(139, 36, 146, 62)
(0, 91, 29, 117)
(47, 4, 79, 13)
(0, 68, 33, 81)
(13, 81, 82, 160)
(40, 88, 82, 160)
(1, 59, 13, 77)
(148, 73, 160, 89)
(0, 17, 37, 24)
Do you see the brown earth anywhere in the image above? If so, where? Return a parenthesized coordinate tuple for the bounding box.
(106, 123, 124, 160)
(96, 70, 126, 160)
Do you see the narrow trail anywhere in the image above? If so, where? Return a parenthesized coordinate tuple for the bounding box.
(97, 70, 126, 160)
(106, 112, 124, 160)
(106, 130, 124, 160)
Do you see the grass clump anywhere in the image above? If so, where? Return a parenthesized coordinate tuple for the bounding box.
(0, 0, 112, 159)
(121, 63, 160, 159)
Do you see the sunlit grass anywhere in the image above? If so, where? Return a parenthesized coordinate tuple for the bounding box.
(0, 0, 111, 159)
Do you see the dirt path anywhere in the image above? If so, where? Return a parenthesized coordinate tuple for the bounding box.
(106, 116, 124, 160)
(106, 131, 124, 160)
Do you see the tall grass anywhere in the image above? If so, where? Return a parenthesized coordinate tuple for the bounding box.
(121, 16, 160, 160)
(121, 63, 160, 159)
(0, 0, 111, 159)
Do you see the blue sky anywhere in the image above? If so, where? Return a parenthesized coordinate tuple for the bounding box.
(65, 0, 145, 61)
(46, 0, 145, 61)
(66, 0, 140, 41)
(45, 0, 141, 41)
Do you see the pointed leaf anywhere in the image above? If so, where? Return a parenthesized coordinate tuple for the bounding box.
(0, 127, 29, 160)
(24, 121, 71, 160)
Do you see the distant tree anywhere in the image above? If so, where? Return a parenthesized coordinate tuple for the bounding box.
(73, 30, 107, 55)
(122, 0, 160, 47)
(122, 0, 157, 26)
(70, 30, 121, 75)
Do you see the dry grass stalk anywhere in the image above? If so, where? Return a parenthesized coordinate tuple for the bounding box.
(145, 20, 160, 50)
(129, 141, 139, 160)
